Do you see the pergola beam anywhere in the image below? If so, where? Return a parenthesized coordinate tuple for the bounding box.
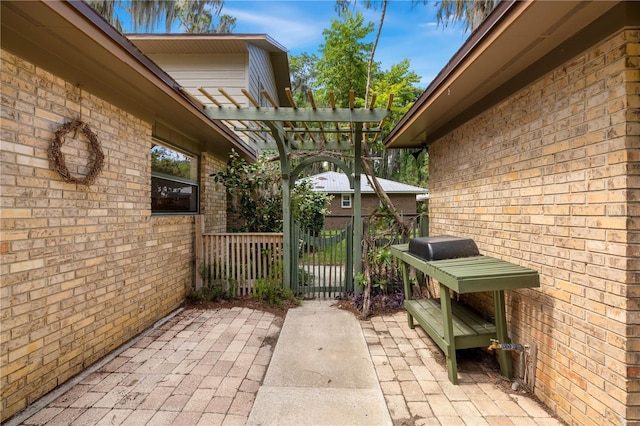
(254, 140, 354, 151)
(200, 93, 392, 292)
(204, 106, 387, 123)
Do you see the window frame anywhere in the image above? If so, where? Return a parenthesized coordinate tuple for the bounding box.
(341, 194, 352, 209)
(150, 141, 200, 215)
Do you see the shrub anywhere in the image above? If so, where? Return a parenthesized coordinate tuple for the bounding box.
(254, 278, 298, 307)
(187, 265, 236, 302)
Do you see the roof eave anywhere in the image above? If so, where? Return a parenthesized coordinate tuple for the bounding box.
(385, 0, 627, 149)
(1, 0, 256, 160)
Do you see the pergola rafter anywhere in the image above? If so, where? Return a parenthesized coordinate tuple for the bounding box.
(200, 87, 392, 291)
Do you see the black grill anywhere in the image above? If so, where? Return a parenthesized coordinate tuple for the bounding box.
(408, 235, 479, 261)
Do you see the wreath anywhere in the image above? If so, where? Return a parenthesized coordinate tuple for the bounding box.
(50, 119, 104, 185)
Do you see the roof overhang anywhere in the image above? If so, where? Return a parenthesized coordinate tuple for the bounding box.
(385, 0, 638, 149)
(1, 0, 256, 159)
(128, 34, 292, 108)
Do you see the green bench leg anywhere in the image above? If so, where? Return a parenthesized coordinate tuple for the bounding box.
(494, 290, 513, 379)
(401, 262, 415, 329)
(440, 284, 458, 384)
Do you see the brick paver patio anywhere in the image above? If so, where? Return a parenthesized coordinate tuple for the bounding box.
(14, 304, 562, 426)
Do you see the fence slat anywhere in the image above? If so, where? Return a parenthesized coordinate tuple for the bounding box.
(200, 233, 283, 295)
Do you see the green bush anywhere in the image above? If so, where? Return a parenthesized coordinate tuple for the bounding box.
(254, 278, 298, 307)
(187, 265, 235, 302)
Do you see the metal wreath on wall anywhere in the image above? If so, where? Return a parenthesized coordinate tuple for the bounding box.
(49, 118, 104, 185)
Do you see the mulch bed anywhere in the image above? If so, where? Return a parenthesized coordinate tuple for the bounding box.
(184, 295, 298, 318)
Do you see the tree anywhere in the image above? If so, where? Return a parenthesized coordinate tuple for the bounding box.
(289, 53, 319, 107)
(291, 180, 333, 235)
(335, 0, 388, 107)
(174, 0, 236, 33)
(430, 0, 497, 32)
(212, 151, 332, 234)
(370, 59, 422, 178)
(314, 11, 375, 107)
(212, 151, 282, 233)
(86, 0, 235, 33)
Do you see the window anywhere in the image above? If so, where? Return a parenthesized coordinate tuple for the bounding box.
(151, 143, 198, 214)
(341, 194, 352, 208)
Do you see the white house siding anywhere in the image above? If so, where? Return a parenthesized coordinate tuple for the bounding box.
(247, 44, 279, 106)
(147, 53, 248, 107)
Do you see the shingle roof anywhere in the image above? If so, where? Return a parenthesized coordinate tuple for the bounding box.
(299, 171, 428, 195)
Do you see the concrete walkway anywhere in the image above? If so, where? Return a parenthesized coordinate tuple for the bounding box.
(11, 301, 563, 426)
(247, 301, 392, 425)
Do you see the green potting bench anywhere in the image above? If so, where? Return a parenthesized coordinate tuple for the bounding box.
(390, 244, 540, 384)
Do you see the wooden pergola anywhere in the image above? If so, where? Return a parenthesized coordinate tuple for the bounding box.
(201, 88, 392, 290)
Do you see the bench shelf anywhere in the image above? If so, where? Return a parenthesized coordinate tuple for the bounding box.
(391, 243, 540, 384)
(405, 299, 496, 352)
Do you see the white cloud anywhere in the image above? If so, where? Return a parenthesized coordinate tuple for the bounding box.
(224, 4, 328, 52)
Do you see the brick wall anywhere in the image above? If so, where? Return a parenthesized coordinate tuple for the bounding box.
(201, 153, 227, 233)
(427, 29, 639, 425)
(0, 50, 200, 421)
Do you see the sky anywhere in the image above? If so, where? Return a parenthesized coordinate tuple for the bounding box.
(216, 1, 470, 87)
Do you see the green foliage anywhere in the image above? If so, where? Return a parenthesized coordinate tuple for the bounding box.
(86, 0, 234, 33)
(175, 0, 236, 33)
(369, 60, 424, 180)
(212, 150, 283, 232)
(391, 149, 428, 188)
(296, 267, 314, 286)
(291, 179, 332, 235)
(254, 278, 298, 307)
(355, 272, 368, 289)
(367, 246, 392, 290)
(151, 144, 195, 180)
(429, 0, 497, 32)
(187, 265, 236, 302)
(300, 231, 347, 265)
(212, 151, 332, 233)
(291, 9, 426, 188)
(289, 53, 319, 107)
(314, 11, 375, 107)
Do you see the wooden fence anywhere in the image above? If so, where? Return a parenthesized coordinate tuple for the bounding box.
(195, 217, 283, 294)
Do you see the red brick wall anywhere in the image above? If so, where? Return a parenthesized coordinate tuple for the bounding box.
(427, 28, 639, 425)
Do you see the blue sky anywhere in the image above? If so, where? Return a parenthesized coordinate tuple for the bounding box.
(221, 1, 470, 87)
(117, 1, 470, 87)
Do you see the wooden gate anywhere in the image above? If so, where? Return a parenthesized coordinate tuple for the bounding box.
(291, 222, 353, 299)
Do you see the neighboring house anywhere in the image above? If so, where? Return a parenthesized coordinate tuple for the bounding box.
(128, 33, 291, 113)
(385, 1, 639, 425)
(300, 171, 428, 230)
(0, 1, 287, 421)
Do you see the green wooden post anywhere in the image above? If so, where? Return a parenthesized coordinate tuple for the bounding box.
(262, 122, 292, 290)
(346, 220, 353, 292)
(401, 261, 414, 329)
(281, 172, 292, 290)
(494, 290, 513, 378)
(353, 123, 363, 291)
(440, 283, 458, 384)
(419, 214, 429, 237)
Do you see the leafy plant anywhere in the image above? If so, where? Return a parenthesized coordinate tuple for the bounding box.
(212, 150, 332, 233)
(187, 265, 236, 302)
(254, 278, 299, 307)
(296, 267, 314, 287)
(291, 179, 332, 235)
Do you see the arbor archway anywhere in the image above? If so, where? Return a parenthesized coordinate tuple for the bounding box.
(203, 89, 391, 292)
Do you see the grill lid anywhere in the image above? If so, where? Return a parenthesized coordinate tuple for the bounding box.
(408, 235, 479, 261)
